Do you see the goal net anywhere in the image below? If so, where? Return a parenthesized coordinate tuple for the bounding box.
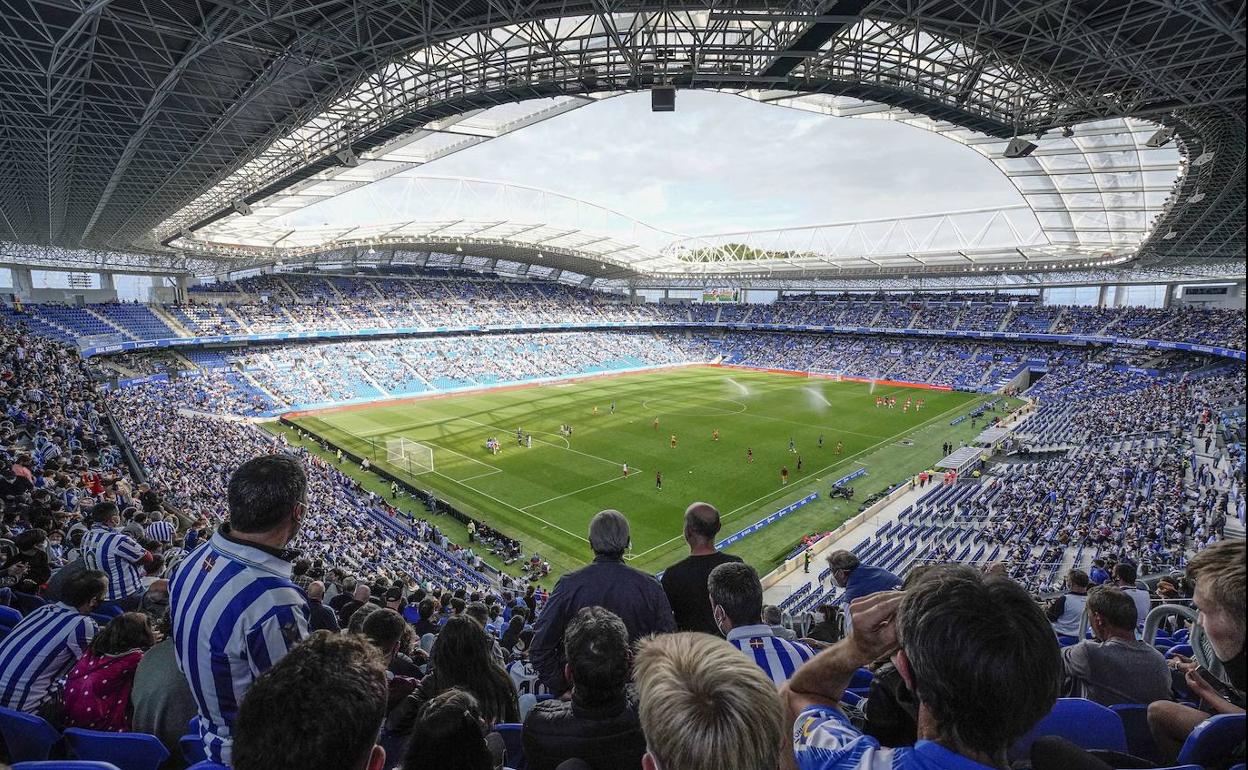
(385, 438, 435, 475)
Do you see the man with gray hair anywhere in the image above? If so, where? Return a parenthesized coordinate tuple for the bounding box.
(661, 501, 743, 635)
(532, 509, 676, 695)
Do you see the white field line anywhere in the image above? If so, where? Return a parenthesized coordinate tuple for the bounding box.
(521, 473, 637, 510)
(457, 416, 635, 471)
(430, 470, 590, 544)
(624, 395, 979, 561)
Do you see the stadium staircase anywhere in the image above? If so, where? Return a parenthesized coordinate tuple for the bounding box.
(93, 304, 178, 340)
(83, 306, 136, 339)
(152, 305, 194, 337)
(0, 305, 77, 344)
(354, 368, 391, 398)
(237, 369, 285, 405)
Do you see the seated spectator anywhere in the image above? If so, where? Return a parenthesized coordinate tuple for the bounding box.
(465, 602, 505, 665)
(1112, 562, 1153, 632)
(1, 529, 52, 586)
(633, 631, 785, 770)
(1149, 539, 1246, 761)
(411, 597, 441, 638)
(130, 615, 197, 762)
(826, 550, 902, 633)
(532, 510, 675, 695)
(362, 608, 420, 712)
(763, 604, 797, 640)
(709, 561, 813, 686)
(1062, 586, 1171, 706)
(348, 601, 383, 635)
(62, 611, 158, 731)
(389, 615, 520, 735)
(307, 580, 340, 632)
(0, 569, 106, 714)
(83, 501, 152, 610)
(784, 566, 1062, 770)
(232, 631, 389, 770)
(339, 583, 372, 629)
(524, 607, 646, 770)
(1047, 569, 1091, 642)
(806, 604, 842, 644)
(402, 688, 505, 770)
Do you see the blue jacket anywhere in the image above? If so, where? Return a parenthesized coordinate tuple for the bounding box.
(531, 556, 676, 694)
(840, 564, 903, 607)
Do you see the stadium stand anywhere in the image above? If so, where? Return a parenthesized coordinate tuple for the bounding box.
(1, 276, 1244, 768)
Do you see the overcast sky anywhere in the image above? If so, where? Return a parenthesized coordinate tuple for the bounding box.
(295, 91, 1024, 236)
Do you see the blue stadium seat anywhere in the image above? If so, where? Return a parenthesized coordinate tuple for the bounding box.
(1177, 713, 1246, 767)
(0, 604, 22, 630)
(179, 732, 206, 764)
(1110, 704, 1159, 764)
(1010, 698, 1128, 761)
(185, 763, 230, 770)
(62, 728, 170, 770)
(494, 723, 525, 770)
(12, 758, 122, 763)
(93, 604, 123, 619)
(0, 706, 62, 761)
(1164, 643, 1193, 658)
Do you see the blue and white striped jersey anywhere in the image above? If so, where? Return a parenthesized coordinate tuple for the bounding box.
(145, 519, 177, 544)
(726, 624, 815, 686)
(82, 525, 147, 601)
(794, 706, 994, 770)
(0, 602, 97, 712)
(169, 526, 309, 765)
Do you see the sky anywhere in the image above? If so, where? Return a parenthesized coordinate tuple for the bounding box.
(291, 91, 1025, 237)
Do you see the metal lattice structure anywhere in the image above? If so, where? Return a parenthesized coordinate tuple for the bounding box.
(0, 0, 1242, 276)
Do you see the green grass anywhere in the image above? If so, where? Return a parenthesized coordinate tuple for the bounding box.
(273, 366, 1016, 579)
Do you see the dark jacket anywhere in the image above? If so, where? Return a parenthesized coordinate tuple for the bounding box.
(531, 556, 676, 694)
(308, 598, 340, 633)
(522, 687, 646, 770)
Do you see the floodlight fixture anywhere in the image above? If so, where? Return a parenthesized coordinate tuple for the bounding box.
(1145, 127, 1175, 148)
(1003, 137, 1038, 158)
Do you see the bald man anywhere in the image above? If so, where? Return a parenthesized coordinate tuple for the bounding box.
(660, 502, 743, 635)
(307, 581, 341, 632)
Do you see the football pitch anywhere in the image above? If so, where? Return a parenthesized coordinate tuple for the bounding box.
(276, 366, 1010, 577)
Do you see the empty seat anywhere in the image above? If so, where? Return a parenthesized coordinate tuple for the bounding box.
(494, 723, 525, 770)
(13, 758, 121, 763)
(1177, 713, 1246, 767)
(0, 706, 62, 761)
(62, 728, 170, 770)
(1010, 698, 1128, 761)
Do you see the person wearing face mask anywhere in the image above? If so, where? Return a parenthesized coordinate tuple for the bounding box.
(708, 561, 814, 686)
(168, 454, 311, 766)
(46, 528, 65, 567)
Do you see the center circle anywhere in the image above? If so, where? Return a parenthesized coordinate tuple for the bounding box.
(641, 397, 748, 417)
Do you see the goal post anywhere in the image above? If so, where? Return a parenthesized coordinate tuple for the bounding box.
(386, 437, 435, 475)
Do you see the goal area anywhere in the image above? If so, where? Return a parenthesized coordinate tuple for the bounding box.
(386, 437, 435, 475)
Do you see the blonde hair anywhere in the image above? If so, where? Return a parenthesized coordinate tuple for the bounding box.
(634, 632, 784, 770)
(1188, 539, 1246, 631)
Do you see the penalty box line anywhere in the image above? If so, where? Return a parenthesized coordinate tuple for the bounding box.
(428, 469, 590, 545)
(623, 394, 983, 562)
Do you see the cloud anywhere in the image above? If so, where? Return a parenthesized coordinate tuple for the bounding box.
(299, 90, 1023, 236)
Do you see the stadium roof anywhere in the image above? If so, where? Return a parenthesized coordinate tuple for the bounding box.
(0, 0, 1242, 280)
